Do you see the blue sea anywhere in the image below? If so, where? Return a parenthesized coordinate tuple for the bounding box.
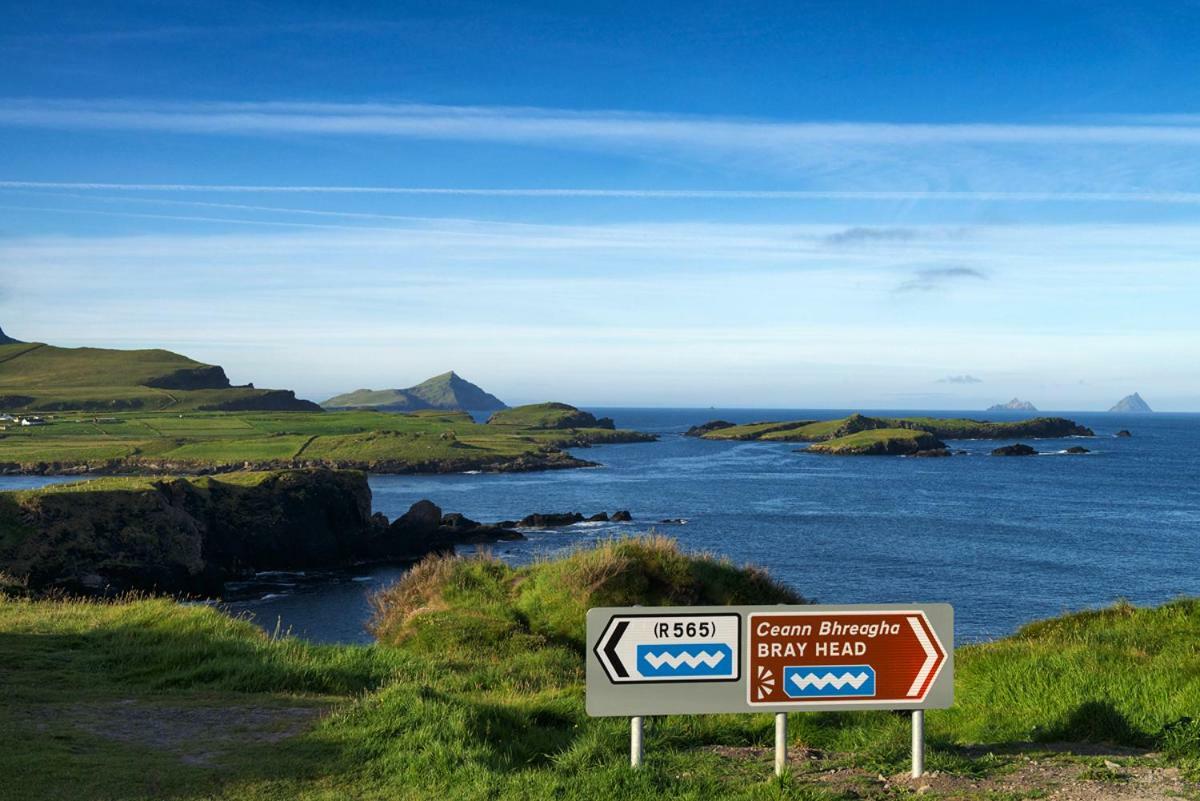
(6, 408, 1197, 645)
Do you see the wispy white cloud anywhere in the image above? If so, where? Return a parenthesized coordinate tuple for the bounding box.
(6, 99, 1200, 145)
(6, 100, 1200, 189)
(896, 265, 987, 293)
(937, 374, 983, 385)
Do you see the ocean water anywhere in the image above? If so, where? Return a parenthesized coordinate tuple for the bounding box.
(6, 408, 1198, 645)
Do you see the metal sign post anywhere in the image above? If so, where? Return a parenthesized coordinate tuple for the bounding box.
(586, 603, 953, 773)
(774, 713, 787, 776)
(631, 716, 644, 768)
(912, 709, 924, 778)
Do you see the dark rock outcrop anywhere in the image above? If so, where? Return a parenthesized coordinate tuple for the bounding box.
(518, 512, 585, 528)
(378, 501, 522, 558)
(910, 448, 952, 457)
(684, 420, 736, 437)
(0, 469, 374, 596)
(612, 510, 632, 522)
(197, 389, 321, 412)
(1065, 446, 1090, 454)
(1116, 430, 1132, 438)
(0, 471, 524, 597)
(143, 365, 232, 390)
(992, 443, 1038, 456)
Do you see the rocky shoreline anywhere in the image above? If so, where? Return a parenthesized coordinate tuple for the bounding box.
(0, 450, 600, 477)
(0, 468, 642, 598)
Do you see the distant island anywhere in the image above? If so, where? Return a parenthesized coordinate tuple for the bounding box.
(1110, 392, 1153, 413)
(987, 398, 1038, 412)
(686, 413, 1093, 456)
(322, 371, 507, 412)
(0, 326, 317, 412)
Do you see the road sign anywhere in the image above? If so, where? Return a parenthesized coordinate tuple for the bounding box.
(586, 604, 952, 717)
(747, 609, 947, 706)
(594, 613, 740, 683)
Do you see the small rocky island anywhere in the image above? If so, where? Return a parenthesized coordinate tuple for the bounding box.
(1109, 392, 1153, 413)
(992, 443, 1038, 456)
(987, 398, 1038, 412)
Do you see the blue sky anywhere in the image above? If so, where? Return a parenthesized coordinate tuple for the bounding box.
(3, 1, 1200, 409)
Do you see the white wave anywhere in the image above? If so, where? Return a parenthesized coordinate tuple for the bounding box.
(789, 670, 871, 691)
(642, 650, 727, 670)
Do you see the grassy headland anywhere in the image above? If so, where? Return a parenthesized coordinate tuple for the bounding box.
(0, 341, 317, 412)
(0, 404, 654, 475)
(1, 537, 1197, 800)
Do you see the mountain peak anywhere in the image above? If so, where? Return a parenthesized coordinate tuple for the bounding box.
(0, 325, 23, 345)
(322, 372, 507, 412)
(1109, 392, 1153, 413)
(406, 371, 506, 410)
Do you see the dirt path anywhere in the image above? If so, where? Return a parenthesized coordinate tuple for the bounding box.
(711, 745, 1199, 800)
(65, 697, 326, 767)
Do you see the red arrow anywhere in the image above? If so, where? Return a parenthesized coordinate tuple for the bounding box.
(747, 610, 947, 705)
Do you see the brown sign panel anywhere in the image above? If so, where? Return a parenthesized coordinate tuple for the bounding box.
(747, 610, 947, 706)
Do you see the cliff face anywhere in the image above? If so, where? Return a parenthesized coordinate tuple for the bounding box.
(0, 469, 375, 595)
(196, 389, 321, 412)
(142, 365, 232, 390)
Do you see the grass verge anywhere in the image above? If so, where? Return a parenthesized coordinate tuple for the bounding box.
(1, 538, 1197, 800)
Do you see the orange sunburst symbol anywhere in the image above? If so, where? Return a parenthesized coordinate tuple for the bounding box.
(755, 665, 776, 700)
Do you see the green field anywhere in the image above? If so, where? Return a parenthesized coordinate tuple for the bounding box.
(1, 537, 1197, 800)
(0, 405, 651, 474)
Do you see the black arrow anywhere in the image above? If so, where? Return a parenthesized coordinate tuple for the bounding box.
(604, 620, 630, 679)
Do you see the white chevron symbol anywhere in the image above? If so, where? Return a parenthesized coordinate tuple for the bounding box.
(642, 650, 727, 670)
(789, 670, 870, 691)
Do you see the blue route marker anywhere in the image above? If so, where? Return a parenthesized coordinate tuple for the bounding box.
(783, 664, 876, 698)
(636, 643, 735, 678)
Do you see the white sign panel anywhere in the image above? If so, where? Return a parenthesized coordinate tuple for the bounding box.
(593, 613, 740, 683)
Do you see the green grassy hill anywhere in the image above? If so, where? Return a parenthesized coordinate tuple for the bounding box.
(0, 338, 317, 412)
(487, 401, 616, 430)
(1, 537, 1197, 800)
(322, 371, 507, 412)
(805, 428, 946, 455)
